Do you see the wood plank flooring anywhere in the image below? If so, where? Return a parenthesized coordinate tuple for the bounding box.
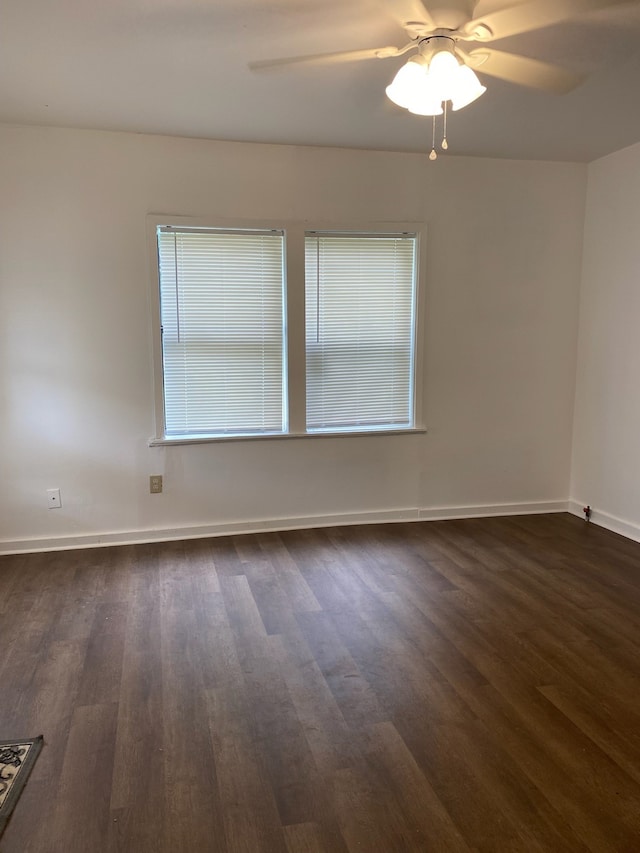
(2, 513, 640, 851)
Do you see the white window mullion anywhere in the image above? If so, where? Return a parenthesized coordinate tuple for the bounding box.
(284, 224, 307, 434)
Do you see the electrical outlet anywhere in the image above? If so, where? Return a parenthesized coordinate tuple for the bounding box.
(47, 488, 62, 509)
(150, 475, 163, 494)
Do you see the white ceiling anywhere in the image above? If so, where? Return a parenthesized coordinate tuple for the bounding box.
(2, 0, 640, 161)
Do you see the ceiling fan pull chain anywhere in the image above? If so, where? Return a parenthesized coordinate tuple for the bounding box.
(429, 114, 438, 160)
(442, 100, 449, 150)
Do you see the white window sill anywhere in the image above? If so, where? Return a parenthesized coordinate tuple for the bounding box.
(148, 427, 426, 447)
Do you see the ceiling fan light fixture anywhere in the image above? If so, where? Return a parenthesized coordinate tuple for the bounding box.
(386, 41, 489, 157)
(387, 42, 486, 114)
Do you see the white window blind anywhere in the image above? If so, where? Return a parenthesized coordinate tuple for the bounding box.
(305, 232, 417, 432)
(157, 227, 285, 437)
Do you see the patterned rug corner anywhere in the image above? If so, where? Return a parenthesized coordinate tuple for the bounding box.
(0, 736, 44, 836)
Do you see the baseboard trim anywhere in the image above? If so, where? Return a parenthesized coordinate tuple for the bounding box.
(567, 500, 640, 544)
(418, 500, 567, 522)
(0, 500, 569, 556)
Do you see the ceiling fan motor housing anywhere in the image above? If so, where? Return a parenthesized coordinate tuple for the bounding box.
(417, 34, 458, 63)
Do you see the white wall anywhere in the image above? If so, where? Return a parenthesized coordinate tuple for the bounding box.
(0, 124, 586, 551)
(570, 140, 640, 540)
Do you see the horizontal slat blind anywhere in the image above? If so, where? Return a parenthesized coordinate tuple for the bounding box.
(305, 233, 416, 431)
(157, 228, 285, 436)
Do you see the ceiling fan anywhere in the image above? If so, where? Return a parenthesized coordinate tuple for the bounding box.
(249, 0, 633, 154)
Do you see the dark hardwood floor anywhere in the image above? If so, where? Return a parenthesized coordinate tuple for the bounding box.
(2, 513, 640, 852)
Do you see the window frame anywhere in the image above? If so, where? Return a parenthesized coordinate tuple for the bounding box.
(304, 229, 419, 434)
(147, 215, 427, 445)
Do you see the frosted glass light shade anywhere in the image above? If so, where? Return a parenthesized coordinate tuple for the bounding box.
(385, 57, 428, 109)
(408, 95, 444, 116)
(426, 50, 461, 101)
(450, 65, 486, 110)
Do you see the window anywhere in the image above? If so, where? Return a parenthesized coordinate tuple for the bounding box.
(305, 232, 416, 432)
(151, 220, 423, 443)
(157, 227, 285, 437)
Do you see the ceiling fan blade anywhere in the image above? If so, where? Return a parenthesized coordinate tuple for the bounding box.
(249, 45, 406, 71)
(461, 0, 628, 42)
(380, 0, 436, 35)
(463, 47, 585, 93)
